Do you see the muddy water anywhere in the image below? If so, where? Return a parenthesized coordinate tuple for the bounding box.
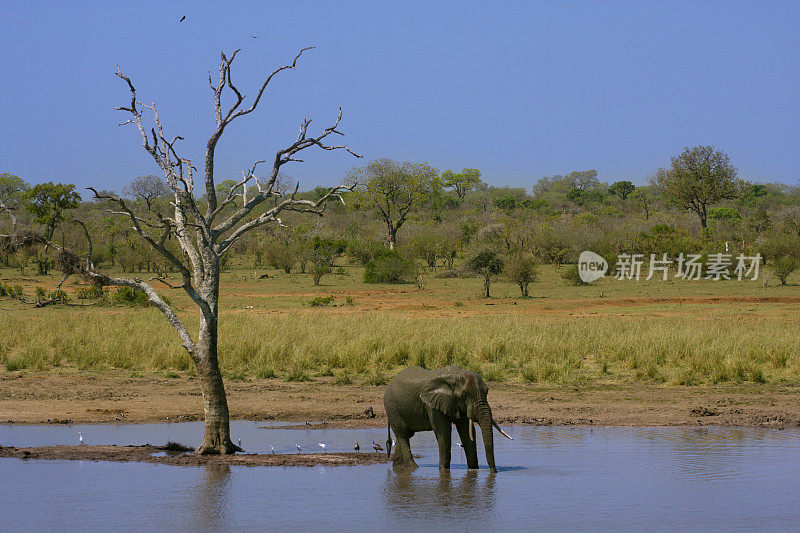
(1, 423, 799, 531)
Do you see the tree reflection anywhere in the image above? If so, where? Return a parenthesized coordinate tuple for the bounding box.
(193, 464, 232, 530)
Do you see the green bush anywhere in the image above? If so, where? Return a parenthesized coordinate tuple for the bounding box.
(112, 287, 150, 307)
(561, 264, 587, 286)
(309, 295, 335, 307)
(364, 250, 417, 284)
(347, 239, 385, 266)
(76, 285, 106, 300)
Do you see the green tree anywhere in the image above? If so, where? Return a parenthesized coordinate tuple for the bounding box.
(506, 253, 538, 297)
(651, 146, 741, 231)
(0, 173, 29, 229)
(469, 249, 503, 298)
(609, 180, 635, 200)
(24, 182, 81, 239)
(630, 185, 654, 219)
(441, 168, 482, 200)
(349, 159, 439, 249)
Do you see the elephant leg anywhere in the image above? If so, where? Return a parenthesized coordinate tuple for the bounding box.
(455, 419, 479, 469)
(393, 432, 417, 470)
(429, 410, 452, 470)
(387, 412, 417, 469)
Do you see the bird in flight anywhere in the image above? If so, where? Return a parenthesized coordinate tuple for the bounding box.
(179, 16, 186, 22)
(372, 440, 383, 452)
(251, 35, 259, 39)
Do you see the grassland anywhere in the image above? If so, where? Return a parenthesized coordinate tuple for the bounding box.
(1, 263, 798, 389)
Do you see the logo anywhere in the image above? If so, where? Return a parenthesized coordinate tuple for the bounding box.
(578, 251, 608, 283)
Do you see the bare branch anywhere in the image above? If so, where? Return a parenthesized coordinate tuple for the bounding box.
(149, 277, 185, 290)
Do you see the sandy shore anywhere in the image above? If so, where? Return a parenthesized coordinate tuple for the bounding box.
(1, 372, 798, 429)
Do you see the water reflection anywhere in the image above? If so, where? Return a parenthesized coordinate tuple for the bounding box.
(384, 469, 497, 523)
(193, 464, 232, 531)
(1, 424, 799, 531)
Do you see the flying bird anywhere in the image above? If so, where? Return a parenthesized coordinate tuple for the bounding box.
(354, 442, 360, 452)
(372, 440, 383, 452)
(179, 16, 185, 22)
(251, 35, 259, 39)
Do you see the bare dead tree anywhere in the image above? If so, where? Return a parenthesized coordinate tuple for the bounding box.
(124, 174, 171, 211)
(2, 48, 360, 454)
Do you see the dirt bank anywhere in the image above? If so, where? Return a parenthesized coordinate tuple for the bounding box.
(1, 372, 798, 429)
(0, 444, 389, 467)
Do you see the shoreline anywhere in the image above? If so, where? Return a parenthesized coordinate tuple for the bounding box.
(1, 372, 798, 429)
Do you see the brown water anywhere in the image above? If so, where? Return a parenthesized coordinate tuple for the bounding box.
(1, 422, 799, 531)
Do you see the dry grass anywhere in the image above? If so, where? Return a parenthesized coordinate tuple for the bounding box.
(1, 265, 798, 386)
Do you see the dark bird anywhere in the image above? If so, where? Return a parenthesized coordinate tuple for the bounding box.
(372, 440, 383, 453)
(354, 442, 360, 453)
(251, 35, 259, 39)
(179, 16, 186, 22)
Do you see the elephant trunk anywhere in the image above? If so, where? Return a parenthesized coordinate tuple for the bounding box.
(475, 401, 497, 473)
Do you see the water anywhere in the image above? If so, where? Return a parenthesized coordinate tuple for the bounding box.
(1, 422, 799, 531)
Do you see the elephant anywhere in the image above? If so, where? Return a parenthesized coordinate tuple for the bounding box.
(383, 365, 512, 473)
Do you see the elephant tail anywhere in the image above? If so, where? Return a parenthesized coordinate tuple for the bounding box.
(386, 422, 392, 459)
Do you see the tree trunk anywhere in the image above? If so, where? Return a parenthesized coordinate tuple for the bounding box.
(194, 287, 240, 454)
(484, 275, 491, 298)
(388, 228, 397, 250)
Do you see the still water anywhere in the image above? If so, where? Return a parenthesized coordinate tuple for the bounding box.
(1, 422, 799, 532)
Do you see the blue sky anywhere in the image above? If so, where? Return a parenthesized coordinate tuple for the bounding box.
(1, 1, 798, 193)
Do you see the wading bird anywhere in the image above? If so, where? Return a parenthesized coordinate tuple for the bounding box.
(238, 438, 242, 447)
(372, 441, 383, 453)
(78, 432, 83, 445)
(318, 442, 326, 451)
(270, 444, 275, 455)
(296, 444, 302, 453)
(354, 442, 360, 452)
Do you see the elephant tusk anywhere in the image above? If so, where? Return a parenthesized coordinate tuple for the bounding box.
(468, 421, 475, 442)
(492, 418, 513, 440)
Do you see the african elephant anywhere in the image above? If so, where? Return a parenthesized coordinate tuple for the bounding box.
(383, 365, 512, 472)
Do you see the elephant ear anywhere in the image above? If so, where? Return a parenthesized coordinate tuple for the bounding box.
(419, 373, 469, 418)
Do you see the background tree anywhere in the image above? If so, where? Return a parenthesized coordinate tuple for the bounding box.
(630, 185, 654, 219)
(469, 249, 503, 297)
(0, 173, 29, 230)
(3, 48, 359, 454)
(124, 175, 170, 211)
(441, 168, 482, 201)
(651, 145, 741, 231)
(609, 180, 635, 200)
(506, 252, 538, 297)
(24, 182, 81, 240)
(349, 158, 438, 249)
